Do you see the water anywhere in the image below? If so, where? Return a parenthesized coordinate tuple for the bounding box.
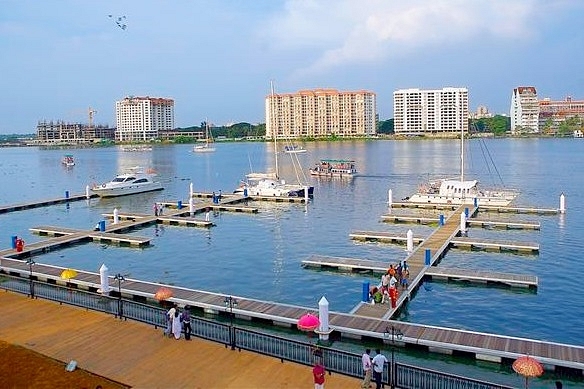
(1, 139, 582, 388)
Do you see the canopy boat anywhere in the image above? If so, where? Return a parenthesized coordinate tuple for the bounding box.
(407, 130, 518, 206)
(61, 154, 75, 167)
(234, 82, 313, 197)
(193, 121, 216, 153)
(283, 144, 307, 154)
(91, 167, 163, 198)
(309, 159, 357, 178)
(121, 145, 153, 152)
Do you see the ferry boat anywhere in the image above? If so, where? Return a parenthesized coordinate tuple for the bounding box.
(91, 167, 163, 198)
(61, 154, 75, 167)
(309, 159, 357, 178)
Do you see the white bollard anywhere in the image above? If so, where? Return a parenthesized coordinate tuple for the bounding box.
(190, 182, 194, 198)
(460, 212, 467, 234)
(99, 264, 110, 295)
(304, 186, 309, 203)
(388, 189, 393, 210)
(318, 296, 330, 342)
(189, 196, 195, 216)
(560, 193, 566, 214)
(205, 211, 210, 222)
(406, 229, 414, 253)
(85, 185, 90, 199)
(113, 208, 119, 224)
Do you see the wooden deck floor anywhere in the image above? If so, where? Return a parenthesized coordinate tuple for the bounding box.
(0, 291, 359, 389)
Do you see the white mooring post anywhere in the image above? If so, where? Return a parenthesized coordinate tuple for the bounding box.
(460, 212, 467, 234)
(190, 182, 194, 199)
(406, 229, 414, 253)
(317, 296, 330, 342)
(85, 185, 90, 199)
(113, 208, 119, 224)
(189, 196, 195, 216)
(99, 264, 110, 295)
(304, 186, 309, 203)
(559, 193, 566, 214)
(388, 189, 393, 213)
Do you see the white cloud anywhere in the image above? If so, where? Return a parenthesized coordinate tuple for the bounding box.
(265, 0, 549, 75)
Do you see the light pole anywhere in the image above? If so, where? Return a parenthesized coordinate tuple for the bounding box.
(224, 296, 238, 350)
(26, 259, 35, 298)
(384, 325, 403, 389)
(114, 273, 125, 319)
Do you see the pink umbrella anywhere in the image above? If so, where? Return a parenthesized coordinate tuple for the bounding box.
(297, 313, 320, 331)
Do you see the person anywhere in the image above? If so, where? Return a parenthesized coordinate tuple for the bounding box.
(153, 202, 158, 216)
(372, 349, 388, 389)
(312, 361, 325, 389)
(164, 304, 176, 338)
(172, 308, 182, 340)
(181, 306, 192, 340)
(158, 203, 163, 215)
(361, 348, 372, 389)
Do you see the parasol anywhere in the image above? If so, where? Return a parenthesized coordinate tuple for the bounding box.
(513, 355, 544, 389)
(297, 313, 320, 331)
(154, 286, 174, 301)
(60, 269, 78, 280)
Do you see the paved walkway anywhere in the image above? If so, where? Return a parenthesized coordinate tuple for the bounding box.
(0, 291, 360, 388)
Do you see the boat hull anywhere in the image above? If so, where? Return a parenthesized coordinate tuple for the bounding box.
(407, 193, 515, 207)
(91, 183, 163, 198)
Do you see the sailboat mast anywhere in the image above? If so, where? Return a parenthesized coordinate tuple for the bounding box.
(270, 80, 279, 180)
(460, 124, 464, 182)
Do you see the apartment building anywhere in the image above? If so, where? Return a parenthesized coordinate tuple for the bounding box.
(510, 87, 539, 134)
(539, 96, 584, 131)
(393, 88, 469, 135)
(115, 96, 175, 141)
(265, 89, 376, 139)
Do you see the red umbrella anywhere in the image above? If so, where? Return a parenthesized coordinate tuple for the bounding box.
(297, 313, 320, 331)
(154, 287, 174, 301)
(513, 355, 544, 389)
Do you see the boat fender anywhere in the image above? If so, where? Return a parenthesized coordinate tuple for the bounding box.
(102, 184, 106, 188)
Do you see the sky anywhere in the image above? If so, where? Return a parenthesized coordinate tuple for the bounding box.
(1, 0, 583, 134)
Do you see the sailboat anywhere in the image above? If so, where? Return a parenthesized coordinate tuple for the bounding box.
(193, 121, 216, 153)
(234, 82, 314, 198)
(407, 129, 518, 206)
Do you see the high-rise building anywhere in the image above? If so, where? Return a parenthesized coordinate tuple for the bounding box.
(115, 96, 175, 141)
(265, 89, 376, 139)
(510, 87, 539, 134)
(393, 88, 469, 134)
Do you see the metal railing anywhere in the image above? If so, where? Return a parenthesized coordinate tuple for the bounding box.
(0, 275, 513, 389)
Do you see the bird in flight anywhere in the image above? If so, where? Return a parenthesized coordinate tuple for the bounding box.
(108, 14, 127, 30)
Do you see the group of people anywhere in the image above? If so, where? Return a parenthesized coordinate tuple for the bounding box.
(153, 202, 164, 216)
(361, 348, 388, 389)
(370, 261, 410, 305)
(164, 303, 192, 340)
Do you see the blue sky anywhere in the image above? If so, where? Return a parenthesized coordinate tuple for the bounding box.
(1, 0, 583, 133)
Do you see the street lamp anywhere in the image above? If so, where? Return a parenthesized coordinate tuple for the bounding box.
(384, 325, 403, 389)
(223, 296, 238, 350)
(26, 259, 35, 299)
(114, 273, 125, 319)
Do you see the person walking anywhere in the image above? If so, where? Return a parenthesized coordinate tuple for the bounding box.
(361, 348, 372, 388)
(172, 308, 182, 340)
(164, 304, 176, 338)
(372, 348, 388, 389)
(153, 202, 158, 216)
(312, 360, 325, 389)
(181, 306, 192, 340)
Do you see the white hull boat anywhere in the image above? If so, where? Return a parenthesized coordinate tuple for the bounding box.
(91, 168, 163, 198)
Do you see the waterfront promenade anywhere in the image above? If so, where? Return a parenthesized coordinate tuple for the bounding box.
(0, 291, 360, 388)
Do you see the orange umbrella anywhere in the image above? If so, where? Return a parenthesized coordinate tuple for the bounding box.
(513, 355, 544, 389)
(154, 287, 173, 301)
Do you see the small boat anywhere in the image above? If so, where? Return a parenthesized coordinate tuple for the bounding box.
(91, 167, 163, 198)
(234, 173, 313, 197)
(193, 121, 216, 153)
(283, 145, 307, 154)
(309, 159, 357, 178)
(121, 145, 153, 152)
(61, 154, 75, 167)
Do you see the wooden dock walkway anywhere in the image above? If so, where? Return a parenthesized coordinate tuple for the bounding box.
(0, 259, 577, 373)
(381, 214, 541, 230)
(390, 201, 559, 215)
(0, 291, 359, 389)
(0, 192, 95, 214)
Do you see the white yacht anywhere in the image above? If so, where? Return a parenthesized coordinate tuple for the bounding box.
(91, 167, 163, 198)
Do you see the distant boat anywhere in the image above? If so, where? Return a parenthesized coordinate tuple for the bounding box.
(574, 130, 583, 138)
(91, 167, 163, 198)
(283, 145, 307, 154)
(193, 121, 216, 153)
(309, 159, 357, 178)
(61, 154, 75, 167)
(121, 145, 152, 152)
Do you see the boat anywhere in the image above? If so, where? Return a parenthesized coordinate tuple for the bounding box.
(574, 130, 583, 138)
(61, 154, 75, 167)
(121, 145, 153, 152)
(406, 131, 518, 206)
(193, 121, 216, 153)
(283, 145, 307, 154)
(309, 159, 357, 178)
(234, 82, 313, 198)
(90, 167, 163, 198)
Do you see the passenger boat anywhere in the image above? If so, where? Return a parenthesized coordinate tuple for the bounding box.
(91, 167, 163, 198)
(309, 159, 357, 178)
(406, 130, 518, 206)
(61, 154, 75, 167)
(283, 145, 307, 154)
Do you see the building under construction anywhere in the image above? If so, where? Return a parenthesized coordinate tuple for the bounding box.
(35, 108, 115, 144)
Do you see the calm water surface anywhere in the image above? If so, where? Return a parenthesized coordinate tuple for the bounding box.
(0, 139, 582, 388)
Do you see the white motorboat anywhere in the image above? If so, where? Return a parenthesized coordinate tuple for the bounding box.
(407, 131, 518, 206)
(283, 145, 307, 154)
(91, 167, 163, 198)
(61, 154, 75, 167)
